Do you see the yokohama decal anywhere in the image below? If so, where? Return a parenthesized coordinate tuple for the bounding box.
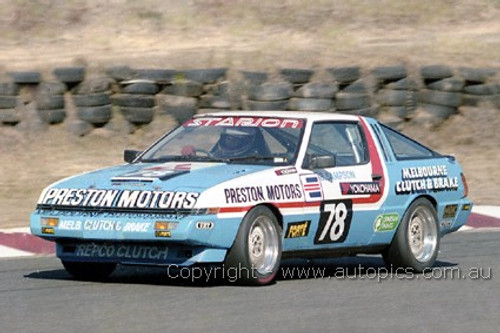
(340, 182, 381, 195)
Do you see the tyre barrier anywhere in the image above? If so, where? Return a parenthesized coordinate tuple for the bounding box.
(0, 64, 497, 134)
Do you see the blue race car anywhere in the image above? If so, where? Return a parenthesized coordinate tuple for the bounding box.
(31, 111, 472, 285)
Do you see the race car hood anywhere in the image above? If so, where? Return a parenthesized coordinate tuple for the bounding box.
(36, 162, 271, 211)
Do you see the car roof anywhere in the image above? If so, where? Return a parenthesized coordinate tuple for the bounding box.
(196, 110, 366, 123)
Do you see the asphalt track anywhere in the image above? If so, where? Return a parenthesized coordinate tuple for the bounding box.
(1, 208, 499, 332)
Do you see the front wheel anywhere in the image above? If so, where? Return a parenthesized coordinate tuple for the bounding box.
(62, 261, 117, 281)
(225, 206, 282, 285)
(383, 198, 440, 272)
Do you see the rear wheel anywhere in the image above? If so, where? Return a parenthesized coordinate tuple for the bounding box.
(225, 206, 282, 285)
(62, 261, 117, 281)
(383, 198, 439, 272)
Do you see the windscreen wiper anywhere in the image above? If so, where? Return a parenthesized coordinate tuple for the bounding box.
(141, 155, 228, 163)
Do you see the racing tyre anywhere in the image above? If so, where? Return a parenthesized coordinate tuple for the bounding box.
(225, 206, 282, 285)
(162, 80, 203, 97)
(420, 65, 453, 79)
(247, 82, 293, 101)
(335, 92, 371, 110)
(383, 198, 440, 272)
(181, 68, 227, 84)
(294, 82, 338, 98)
(72, 93, 111, 107)
(122, 82, 160, 95)
(327, 66, 361, 84)
(133, 69, 176, 84)
(0, 82, 20, 95)
(62, 261, 117, 281)
(342, 79, 370, 93)
(426, 77, 465, 92)
(111, 94, 156, 108)
(53, 67, 86, 83)
(279, 68, 314, 84)
(245, 99, 288, 111)
(288, 98, 333, 111)
(372, 65, 407, 81)
(8, 71, 41, 84)
(240, 70, 268, 85)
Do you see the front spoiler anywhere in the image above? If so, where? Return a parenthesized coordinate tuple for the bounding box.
(56, 241, 228, 266)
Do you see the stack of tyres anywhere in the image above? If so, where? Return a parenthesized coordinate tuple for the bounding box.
(371, 65, 413, 127)
(278, 67, 328, 112)
(36, 82, 67, 124)
(1, 71, 41, 125)
(0, 81, 21, 125)
(244, 81, 292, 111)
(73, 78, 114, 126)
(114, 80, 159, 125)
(459, 67, 499, 108)
(288, 81, 336, 112)
(328, 66, 376, 117)
(157, 68, 227, 124)
(199, 80, 237, 112)
(53, 67, 86, 88)
(418, 65, 462, 125)
(374, 65, 418, 127)
(157, 78, 202, 124)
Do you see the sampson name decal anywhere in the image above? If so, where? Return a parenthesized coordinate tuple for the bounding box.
(39, 188, 199, 209)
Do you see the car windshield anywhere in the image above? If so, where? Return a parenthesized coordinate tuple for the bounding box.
(140, 116, 305, 165)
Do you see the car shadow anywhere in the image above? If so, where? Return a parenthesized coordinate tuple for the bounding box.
(24, 256, 458, 287)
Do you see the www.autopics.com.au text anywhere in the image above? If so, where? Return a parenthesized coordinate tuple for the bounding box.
(165, 264, 492, 283)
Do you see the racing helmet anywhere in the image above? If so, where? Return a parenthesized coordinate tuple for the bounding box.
(215, 127, 257, 157)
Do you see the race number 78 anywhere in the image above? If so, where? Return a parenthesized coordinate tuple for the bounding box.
(314, 200, 353, 244)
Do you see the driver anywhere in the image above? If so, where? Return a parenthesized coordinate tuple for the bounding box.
(211, 127, 258, 158)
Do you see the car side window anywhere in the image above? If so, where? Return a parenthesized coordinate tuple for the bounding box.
(380, 124, 435, 160)
(305, 122, 368, 167)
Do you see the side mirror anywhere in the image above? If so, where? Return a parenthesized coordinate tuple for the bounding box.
(310, 155, 336, 169)
(124, 150, 141, 163)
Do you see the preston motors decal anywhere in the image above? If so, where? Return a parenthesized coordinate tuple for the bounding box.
(39, 188, 199, 210)
(314, 200, 353, 244)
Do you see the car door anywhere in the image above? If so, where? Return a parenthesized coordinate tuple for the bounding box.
(300, 119, 389, 249)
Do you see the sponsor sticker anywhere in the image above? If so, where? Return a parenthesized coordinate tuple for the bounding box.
(300, 174, 323, 202)
(74, 243, 169, 260)
(275, 167, 297, 176)
(224, 184, 302, 204)
(39, 188, 200, 210)
(443, 204, 458, 219)
(441, 219, 453, 228)
(196, 221, 214, 230)
(112, 164, 191, 182)
(285, 221, 310, 238)
(184, 116, 303, 129)
(340, 182, 381, 195)
(56, 219, 151, 232)
(373, 213, 399, 232)
(395, 165, 459, 195)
